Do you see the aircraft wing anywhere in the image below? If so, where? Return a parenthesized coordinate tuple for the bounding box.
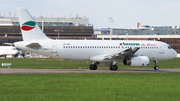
(103, 47, 140, 60)
(89, 47, 140, 61)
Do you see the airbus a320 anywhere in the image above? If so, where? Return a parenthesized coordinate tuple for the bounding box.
(14, 8, 177, 71)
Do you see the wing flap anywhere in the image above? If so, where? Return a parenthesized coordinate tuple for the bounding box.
(103, 47, 140, 60)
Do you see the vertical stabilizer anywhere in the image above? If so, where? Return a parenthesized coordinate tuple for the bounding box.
(16, 8, 49, 41)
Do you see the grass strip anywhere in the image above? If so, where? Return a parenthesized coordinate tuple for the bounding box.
(0, 73, 180, 101)
(0, 58, 180, 69)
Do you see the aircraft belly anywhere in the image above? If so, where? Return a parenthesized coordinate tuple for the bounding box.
(60, 49, 83, 61)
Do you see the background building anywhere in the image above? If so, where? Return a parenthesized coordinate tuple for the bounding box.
(0, 16, 93, 45)
(94, 26, 180, 53)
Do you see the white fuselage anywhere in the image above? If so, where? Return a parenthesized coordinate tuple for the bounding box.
(14, 40, 177, 62)
(0, 46, 18, 56)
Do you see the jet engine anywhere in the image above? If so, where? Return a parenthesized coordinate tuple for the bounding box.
(123, 56, 150, 67)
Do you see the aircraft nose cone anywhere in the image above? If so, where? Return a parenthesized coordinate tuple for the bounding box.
(172, 50, 177, 58)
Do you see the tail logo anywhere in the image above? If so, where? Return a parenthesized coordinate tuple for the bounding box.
(21, 21, 36, 31)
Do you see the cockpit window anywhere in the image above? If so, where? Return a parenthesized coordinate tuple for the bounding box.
(168, 46, 172, 49)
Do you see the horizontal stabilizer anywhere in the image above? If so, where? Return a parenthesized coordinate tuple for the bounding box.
(26, 43, 41, 48)
(3, 43, 14, 46)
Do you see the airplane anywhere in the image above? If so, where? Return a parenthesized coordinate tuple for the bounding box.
(0, 45, 26, 58)
(0, 46, 18, 58)
(14, 8, 177, 71)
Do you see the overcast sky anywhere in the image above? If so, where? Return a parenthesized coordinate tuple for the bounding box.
(1, 0, 180, 28)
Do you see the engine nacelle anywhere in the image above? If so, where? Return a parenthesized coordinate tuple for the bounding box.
(123, 56, 150, 67)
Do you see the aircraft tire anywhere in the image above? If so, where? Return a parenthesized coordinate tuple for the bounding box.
(113, 65, 118, 71)
(109, 65, 118, 71)
(89, 64, 93, 70)
(114, 65, 118, 71)
(89, 64, 97, 70)
(154, 66, 159, 70)
(94, 65, 97, 70)
(109, 65, 112, 70)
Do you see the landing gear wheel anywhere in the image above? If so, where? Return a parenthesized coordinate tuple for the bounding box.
(154, 66, 159, 70)
(153, 61, 159, 70)
(94, 65, 97, 70)
(89, 64, 97, 70)
(109, 65, 118, 71)
(109, 65, 112, 70)
(113, 65, 118, 71)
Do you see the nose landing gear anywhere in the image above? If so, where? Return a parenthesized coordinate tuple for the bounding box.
(153, 61, 159, 70)
(89, 62, 98, 70)
(89, 64, 97, 70)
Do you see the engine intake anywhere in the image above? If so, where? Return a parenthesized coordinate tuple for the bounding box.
(123, 56, 150, 67)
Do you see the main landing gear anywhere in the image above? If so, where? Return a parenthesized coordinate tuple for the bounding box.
(109, 60, 118, 71)
(153, 61, 159, 70)
(89, 61, 118, 71)
(109, 64, 118, 71)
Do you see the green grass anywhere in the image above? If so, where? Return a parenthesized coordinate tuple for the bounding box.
(0, 58, 180, 69)
(0, 58, 180, 100)
(0, 73, 180, 101)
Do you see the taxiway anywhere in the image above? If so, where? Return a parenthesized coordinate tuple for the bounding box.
(1, 68, 180, 74)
